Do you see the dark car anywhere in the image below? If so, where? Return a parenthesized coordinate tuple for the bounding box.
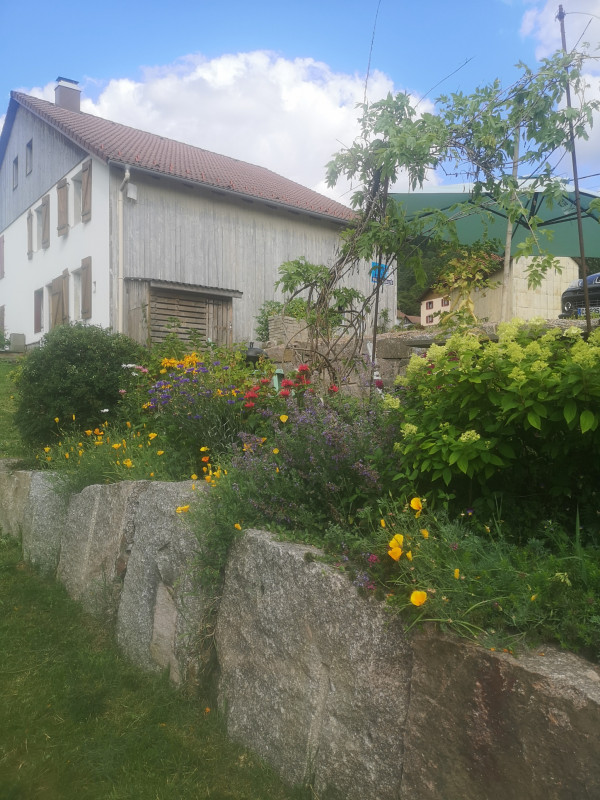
(560, 272, 600, 318)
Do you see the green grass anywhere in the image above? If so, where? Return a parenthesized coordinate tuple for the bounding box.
(0, 535, 305, 800)
(0, 359, 27, 460)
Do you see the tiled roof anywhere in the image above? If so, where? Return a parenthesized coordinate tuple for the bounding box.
(12, 91, 354, 223)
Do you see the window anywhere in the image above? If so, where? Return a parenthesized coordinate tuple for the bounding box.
(426, 300, 434, 310)
(57, 179, 69, 236)
(426, 314, 434, 324)
(26, 140, 33, 175)
(34, 289, 43, 334)
(73, 257, 92, 320)
(71, 159, 92, 226)
(12, 157, 18, 189)
(441, 298, 450, 307)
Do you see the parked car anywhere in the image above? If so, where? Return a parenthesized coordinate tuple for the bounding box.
(560, 272, 600, 317)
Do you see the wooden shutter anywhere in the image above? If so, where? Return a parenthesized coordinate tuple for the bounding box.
(0, 235, 4, 279)
(34, 289, 43, 334)
(81, 159, 92, 222)
(27, 211, 33, 259)
(41, 194, 50, 249)
(50, 270, 69, 329)
(80, 257, 92, 319)
(57, 179, 69, 236)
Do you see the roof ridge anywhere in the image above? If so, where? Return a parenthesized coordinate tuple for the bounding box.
(11, 91, 354, 222)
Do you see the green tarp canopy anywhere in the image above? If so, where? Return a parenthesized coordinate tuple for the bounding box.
(390, 187, 600, 258)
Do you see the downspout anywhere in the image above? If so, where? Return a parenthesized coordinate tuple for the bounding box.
(117, 167, 131, 334)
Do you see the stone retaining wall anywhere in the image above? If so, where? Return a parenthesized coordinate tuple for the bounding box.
(1, 460, 599, 800)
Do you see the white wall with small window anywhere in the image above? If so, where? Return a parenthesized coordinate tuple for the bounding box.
(0, 156, 110, 346)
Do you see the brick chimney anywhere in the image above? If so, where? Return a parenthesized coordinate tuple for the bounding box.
(54, 77, 81, 112)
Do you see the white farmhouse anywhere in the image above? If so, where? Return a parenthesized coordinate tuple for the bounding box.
(0, 78, 395, 348)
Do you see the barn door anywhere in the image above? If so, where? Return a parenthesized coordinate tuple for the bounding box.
(149, 288, 232, 346)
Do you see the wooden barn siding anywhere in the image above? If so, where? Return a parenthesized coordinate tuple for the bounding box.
(0, 106, 87, 231)
(110, 171, 349, 342)
(124, 280, 150, 344)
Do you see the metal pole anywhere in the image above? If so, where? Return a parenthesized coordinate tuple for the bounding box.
(557, 4, 591, 334)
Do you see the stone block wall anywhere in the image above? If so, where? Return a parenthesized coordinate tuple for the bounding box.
(1, 461, 599, 799)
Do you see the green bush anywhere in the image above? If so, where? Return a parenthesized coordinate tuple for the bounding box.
(255, 298, 307, 342)
(387, 320, 600, 533)
(13, 323, 145, 447)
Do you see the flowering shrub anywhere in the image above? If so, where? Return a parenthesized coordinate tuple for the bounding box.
(387, 320, 600, 527)
(13, 323, 144, 448)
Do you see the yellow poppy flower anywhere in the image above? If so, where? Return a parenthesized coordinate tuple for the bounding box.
(454, 568, 460, 580)
(279, 415, 288, 423)
(380, 518, 386, 528)
(389, 534, 404, 549)
(175, 505, 190, 514)
(388, 547, 403, 561)
(148, 432, 158, 440)
(410, 590, 428, 607)
(234, 523, 242, 530)
(410, 497, 423, 518)
(157, 450, 164, 456)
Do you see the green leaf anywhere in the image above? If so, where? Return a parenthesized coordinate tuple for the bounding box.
(563, 399, 577, 425)
(457, 455, 469, 474)
(580, 409, 596, 434)
(527, 411, 541, 430)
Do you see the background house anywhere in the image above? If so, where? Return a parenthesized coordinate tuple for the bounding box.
(0, 78, 396, 348)
(390, 188, 600, 325)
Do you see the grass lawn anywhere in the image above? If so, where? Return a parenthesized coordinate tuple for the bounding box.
(0, 359, 26, 460)
(0, 535, 304, 799)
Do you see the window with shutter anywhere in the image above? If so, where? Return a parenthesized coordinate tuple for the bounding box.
(57, 179, 69, 236)
(0, 235, 4, 279)
(81, 159, 92, 222)
(41, 194, 50, 249)
(34, 289, 43, 333)
(80, 257, 92, 319)
(26, 140, 33, 175)
(27, 211, 33, 259)
(12, 157, 18, 189)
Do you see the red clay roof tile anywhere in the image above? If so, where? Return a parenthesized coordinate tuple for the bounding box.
(12, 92, 353, 223)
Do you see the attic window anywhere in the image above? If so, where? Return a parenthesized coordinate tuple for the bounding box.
(26, 140, 33, 175)
(13, 157, 18, 189)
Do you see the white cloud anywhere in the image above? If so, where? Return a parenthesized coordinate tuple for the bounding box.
(520, 1, 600, 193)
(25, 52, 436, 203)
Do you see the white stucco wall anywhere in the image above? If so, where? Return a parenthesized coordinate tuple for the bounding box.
(0, 156, 111, 346)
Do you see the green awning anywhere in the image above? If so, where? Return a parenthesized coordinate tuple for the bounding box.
(390, 187, 600, 258)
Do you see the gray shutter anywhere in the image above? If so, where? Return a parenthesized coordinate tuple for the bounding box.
(34, 289, 43, 334)
(41, 194, 50, 249)
(61, 269, 69, 324)
(57, 179, 69, 236)
(80, 257, 92, 319)
(81, 160, 92, 222)
(27, 211, 33, 259)
(0, 235, 4, 279)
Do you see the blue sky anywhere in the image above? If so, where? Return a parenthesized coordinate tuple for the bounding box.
(1, 0, 599, 198)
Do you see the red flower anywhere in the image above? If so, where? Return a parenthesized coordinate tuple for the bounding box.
(328, 385, 339, 393)
(297, 363, 310, 373)
(281, 378, 295, 388)
(244, 401, 255, 408)
(260, 378, 271, 385)
(244, 390, 258, 399)
(375, 379, 384, 390)
(279, 389, 291, 397)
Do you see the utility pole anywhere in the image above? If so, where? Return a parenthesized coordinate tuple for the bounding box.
(557, 4, 592, 334)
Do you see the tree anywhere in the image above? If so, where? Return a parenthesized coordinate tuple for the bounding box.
(326, 49, 599, 320)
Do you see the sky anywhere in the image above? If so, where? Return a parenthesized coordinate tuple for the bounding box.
(1, 0, 599, 202)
